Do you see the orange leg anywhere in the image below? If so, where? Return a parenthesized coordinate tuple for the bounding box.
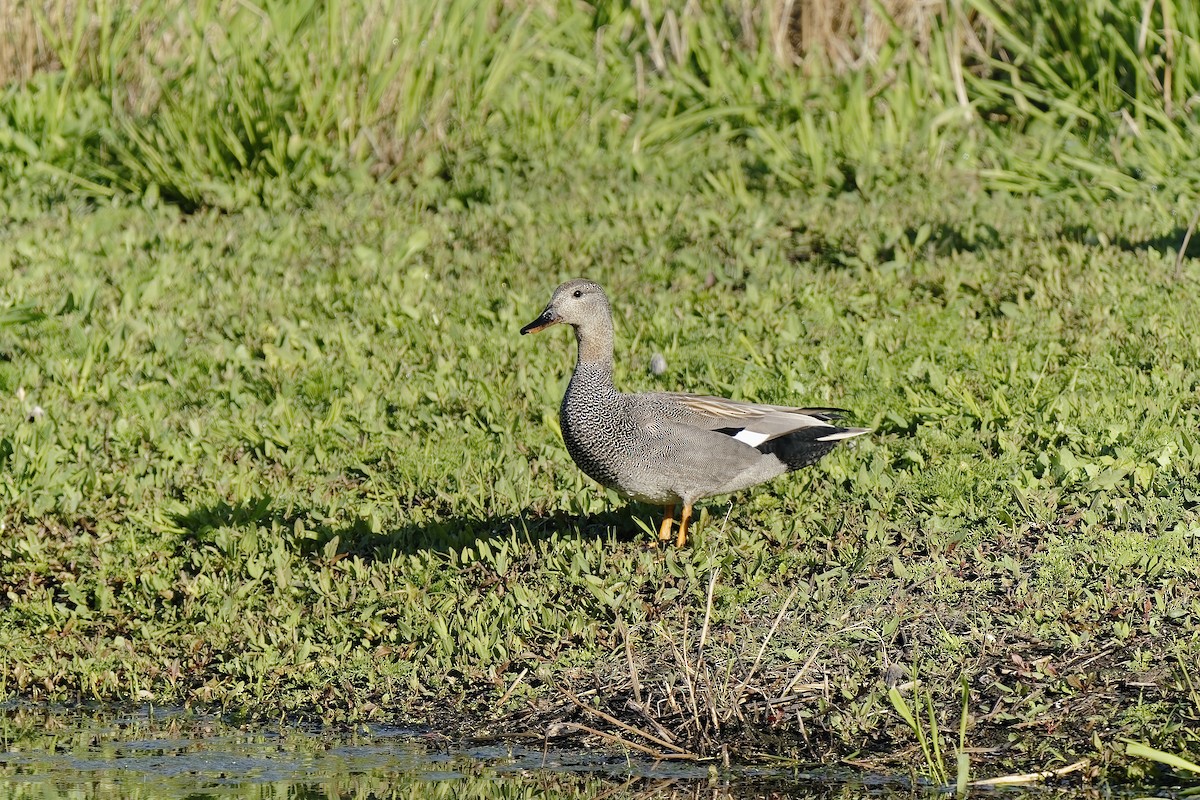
(657, 504, 676, 542)
(675, 503, 693, 548)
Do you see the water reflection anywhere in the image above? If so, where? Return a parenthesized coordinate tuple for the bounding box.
(0, 704, 1150, 799)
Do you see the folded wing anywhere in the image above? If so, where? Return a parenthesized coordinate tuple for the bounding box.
(651, 393, 869, 448)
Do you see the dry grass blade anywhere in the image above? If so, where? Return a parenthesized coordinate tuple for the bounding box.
(741, 685, 826, 713)
(548, 722, 700, 761)
(495, 667, 528, 708)
(622, 620, 642, 706)
(672, 611, 704, 736)
(619, 623, 684, 747)
(1174, 202, 1200, 281)
(560, 686, 695, 757)
(695, 568, 719, 676)
(733, 586, 799, 702)
(969, 758, 1090, 786)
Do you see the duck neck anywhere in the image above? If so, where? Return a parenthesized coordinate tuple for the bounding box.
(571, 314, 615, 383)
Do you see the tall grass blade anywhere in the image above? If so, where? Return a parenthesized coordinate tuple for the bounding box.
(1124, 740, 1200, 774)
(0, 305, 45, 327)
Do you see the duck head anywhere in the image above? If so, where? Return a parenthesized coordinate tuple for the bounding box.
(520, 279, 610, 335)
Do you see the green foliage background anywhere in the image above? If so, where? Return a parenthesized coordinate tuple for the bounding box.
(1, 0, 1199, 783)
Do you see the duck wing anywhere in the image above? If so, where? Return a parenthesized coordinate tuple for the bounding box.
(644, 392, 868, 447)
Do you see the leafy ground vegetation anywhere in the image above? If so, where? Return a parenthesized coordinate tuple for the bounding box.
(2, 0, 1200, 790)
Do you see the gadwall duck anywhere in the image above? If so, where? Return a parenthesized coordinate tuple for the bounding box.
(521, 279, 868, 546)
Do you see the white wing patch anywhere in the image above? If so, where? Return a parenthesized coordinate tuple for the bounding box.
(732, 429, 771, 447)
(666, 393, 870, 447)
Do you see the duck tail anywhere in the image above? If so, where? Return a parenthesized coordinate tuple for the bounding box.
(758, 424, 870, 471)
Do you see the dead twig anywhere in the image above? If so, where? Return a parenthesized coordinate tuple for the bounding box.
(547, 722, 700, 761)
(624, 698, 681, 748)
(970, 758, 1090, 786)
(560, 686, 694, 756)
(740, 685, 827, 713)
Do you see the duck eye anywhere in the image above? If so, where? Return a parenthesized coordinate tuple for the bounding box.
(572, 289, 583, 298)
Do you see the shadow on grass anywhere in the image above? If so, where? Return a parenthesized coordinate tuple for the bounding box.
(1059, 223, 1200, 260)
(173, 497, 652, 561)
(789, 222, 1006, 270)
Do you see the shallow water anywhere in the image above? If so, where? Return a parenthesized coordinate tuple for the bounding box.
(0, 705, 1177, 799)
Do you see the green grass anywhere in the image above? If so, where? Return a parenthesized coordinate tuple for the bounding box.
(2, 160, 1199, 781)
(2, 0, 1200, 787)
(3, 0, 1200, 207)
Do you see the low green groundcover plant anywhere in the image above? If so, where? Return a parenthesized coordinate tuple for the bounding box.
(1, 165, 1198, 782)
